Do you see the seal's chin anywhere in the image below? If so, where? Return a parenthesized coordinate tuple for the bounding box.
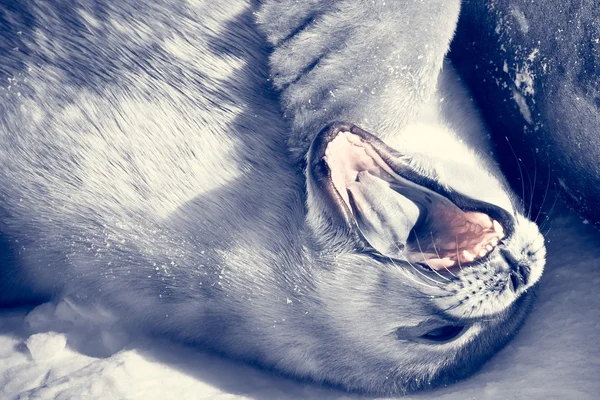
(309, 122, 514, 272)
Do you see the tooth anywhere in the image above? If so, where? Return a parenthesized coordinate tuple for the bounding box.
(462, 250, 475, 262)
(490, 237, 499, 246)
(427, 258, 456, 270)
(479, 249, 487, 257)
(486, 244, 493, 251)
(493, 220, 504, 235)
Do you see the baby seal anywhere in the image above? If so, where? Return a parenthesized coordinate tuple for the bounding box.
(0, 0, 545, 395)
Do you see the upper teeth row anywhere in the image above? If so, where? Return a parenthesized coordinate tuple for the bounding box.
(493, 219, 504, 236)
(476, 220, 505, 258)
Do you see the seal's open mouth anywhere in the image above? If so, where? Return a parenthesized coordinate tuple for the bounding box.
(309, 122, 514, 272)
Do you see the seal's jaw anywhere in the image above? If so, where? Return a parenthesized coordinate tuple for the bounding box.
(308, 122, 511, 273)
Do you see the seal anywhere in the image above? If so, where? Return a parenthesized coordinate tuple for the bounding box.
(0, 0, 546, 395)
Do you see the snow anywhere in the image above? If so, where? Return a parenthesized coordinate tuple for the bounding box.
(1, 203, 599, 399)
(514, 63, 535, 97)
(511, 88, 533, 124)
(510, 6, 529, 34)
(25, 332, 67, 362)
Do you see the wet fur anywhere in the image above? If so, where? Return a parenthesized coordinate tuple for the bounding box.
(0, 0, 545, 395)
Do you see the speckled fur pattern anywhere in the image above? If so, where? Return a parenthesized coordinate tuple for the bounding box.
(0, 0, 545, 395)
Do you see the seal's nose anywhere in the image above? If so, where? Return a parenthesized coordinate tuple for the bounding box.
(500, 248, 531, 291)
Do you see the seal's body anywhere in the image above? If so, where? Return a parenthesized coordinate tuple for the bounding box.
(0, 0, 545, 395)
(451, 0, 600, 228)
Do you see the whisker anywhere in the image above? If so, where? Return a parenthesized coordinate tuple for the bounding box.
(534, 157, 552, 225)
(542, 221, 555, 238)
(419, 234, 452, 281)
(413, 234, 436, 271)
(455, 236, 464, 271)
(387, 256, 442, 290)
(389, 243, 445, 287)
(396, 256, 444, 287)
(430, 293, 456, 299)
(550, 241, 569, 254)
(429, 232, 456, 279)
(539, 191, 560, 234)
(505, 136, 527, 214)
(441, 301, 464, 313)
(528, 155, 537, 220)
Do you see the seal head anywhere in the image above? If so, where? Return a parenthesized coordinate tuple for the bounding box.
(299, 121, 546, 392)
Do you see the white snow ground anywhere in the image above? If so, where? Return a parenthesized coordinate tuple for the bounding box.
(1, 202, 599, 400)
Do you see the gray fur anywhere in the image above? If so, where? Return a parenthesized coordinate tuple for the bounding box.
(257, 0, 462, 162)
(0, 0, 545, 395)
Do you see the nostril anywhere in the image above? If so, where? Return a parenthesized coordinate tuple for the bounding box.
(509, 272, 521, 291)
(500, 248, 518, 267)
(518, 264, 531, 285)
(501, 249, 531, 290)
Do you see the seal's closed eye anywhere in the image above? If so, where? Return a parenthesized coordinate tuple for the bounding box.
(395, 320, 466, 344)
(420, 325, 464, 342)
